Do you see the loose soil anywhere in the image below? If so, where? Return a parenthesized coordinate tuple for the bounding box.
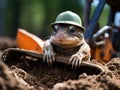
(0, 37, 120, 90)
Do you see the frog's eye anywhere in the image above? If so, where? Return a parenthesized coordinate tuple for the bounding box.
(53, 25, 58, 32)
(69, 26, 76, 34)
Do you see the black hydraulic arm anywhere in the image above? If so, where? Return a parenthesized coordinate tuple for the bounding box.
(85, 0, 106, 41)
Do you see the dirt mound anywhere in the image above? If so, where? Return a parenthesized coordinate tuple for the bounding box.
(53, 58, 120, 90)
(1, 56, 119, 90)
(6, 58, 80, 89)
(53, 70, 120, 90)
(0, 37, 120, 90)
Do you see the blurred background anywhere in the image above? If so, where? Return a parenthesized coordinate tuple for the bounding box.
(0, 0, 110, 39)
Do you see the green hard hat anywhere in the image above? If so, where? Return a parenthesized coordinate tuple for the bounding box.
(51, 11, 85, 32)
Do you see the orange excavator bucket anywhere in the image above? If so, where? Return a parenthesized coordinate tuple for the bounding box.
(16, 29, 44, 54)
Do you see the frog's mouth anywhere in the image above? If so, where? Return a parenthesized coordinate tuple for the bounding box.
(51, 40, 80, 48)
(51, 37, 82, 48)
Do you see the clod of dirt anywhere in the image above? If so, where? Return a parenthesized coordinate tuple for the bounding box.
(0, 60, 33, 90)
(106, 58, 120, 79)
(10, 66, 48, 90)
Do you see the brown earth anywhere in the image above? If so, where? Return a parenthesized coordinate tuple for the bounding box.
(0, 37, 120, 90)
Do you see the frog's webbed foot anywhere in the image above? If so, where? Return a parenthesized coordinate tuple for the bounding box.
(43, 40, 56, 65)
(69, 53, 82, 68)
(43, 46, 55, 65)
(69, 52, 90, 68)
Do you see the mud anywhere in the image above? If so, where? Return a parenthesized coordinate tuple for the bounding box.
(0, 37, 120, 90)
(0, 37, 16, 51)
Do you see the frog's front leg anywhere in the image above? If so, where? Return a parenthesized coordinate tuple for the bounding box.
(43, 40, 55, 65)
(69, 43, 91, 68)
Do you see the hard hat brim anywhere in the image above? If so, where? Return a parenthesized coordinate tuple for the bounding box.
(50, 21, 85, 32)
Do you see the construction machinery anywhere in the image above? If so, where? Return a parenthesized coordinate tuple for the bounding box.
(84, 0, 120, 63)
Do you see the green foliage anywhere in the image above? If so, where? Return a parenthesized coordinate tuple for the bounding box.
(90, 3, 110, 28)
(4, 0, 110, 38)
(4, 0, 83, 38)
(99, 5, 110, 27)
